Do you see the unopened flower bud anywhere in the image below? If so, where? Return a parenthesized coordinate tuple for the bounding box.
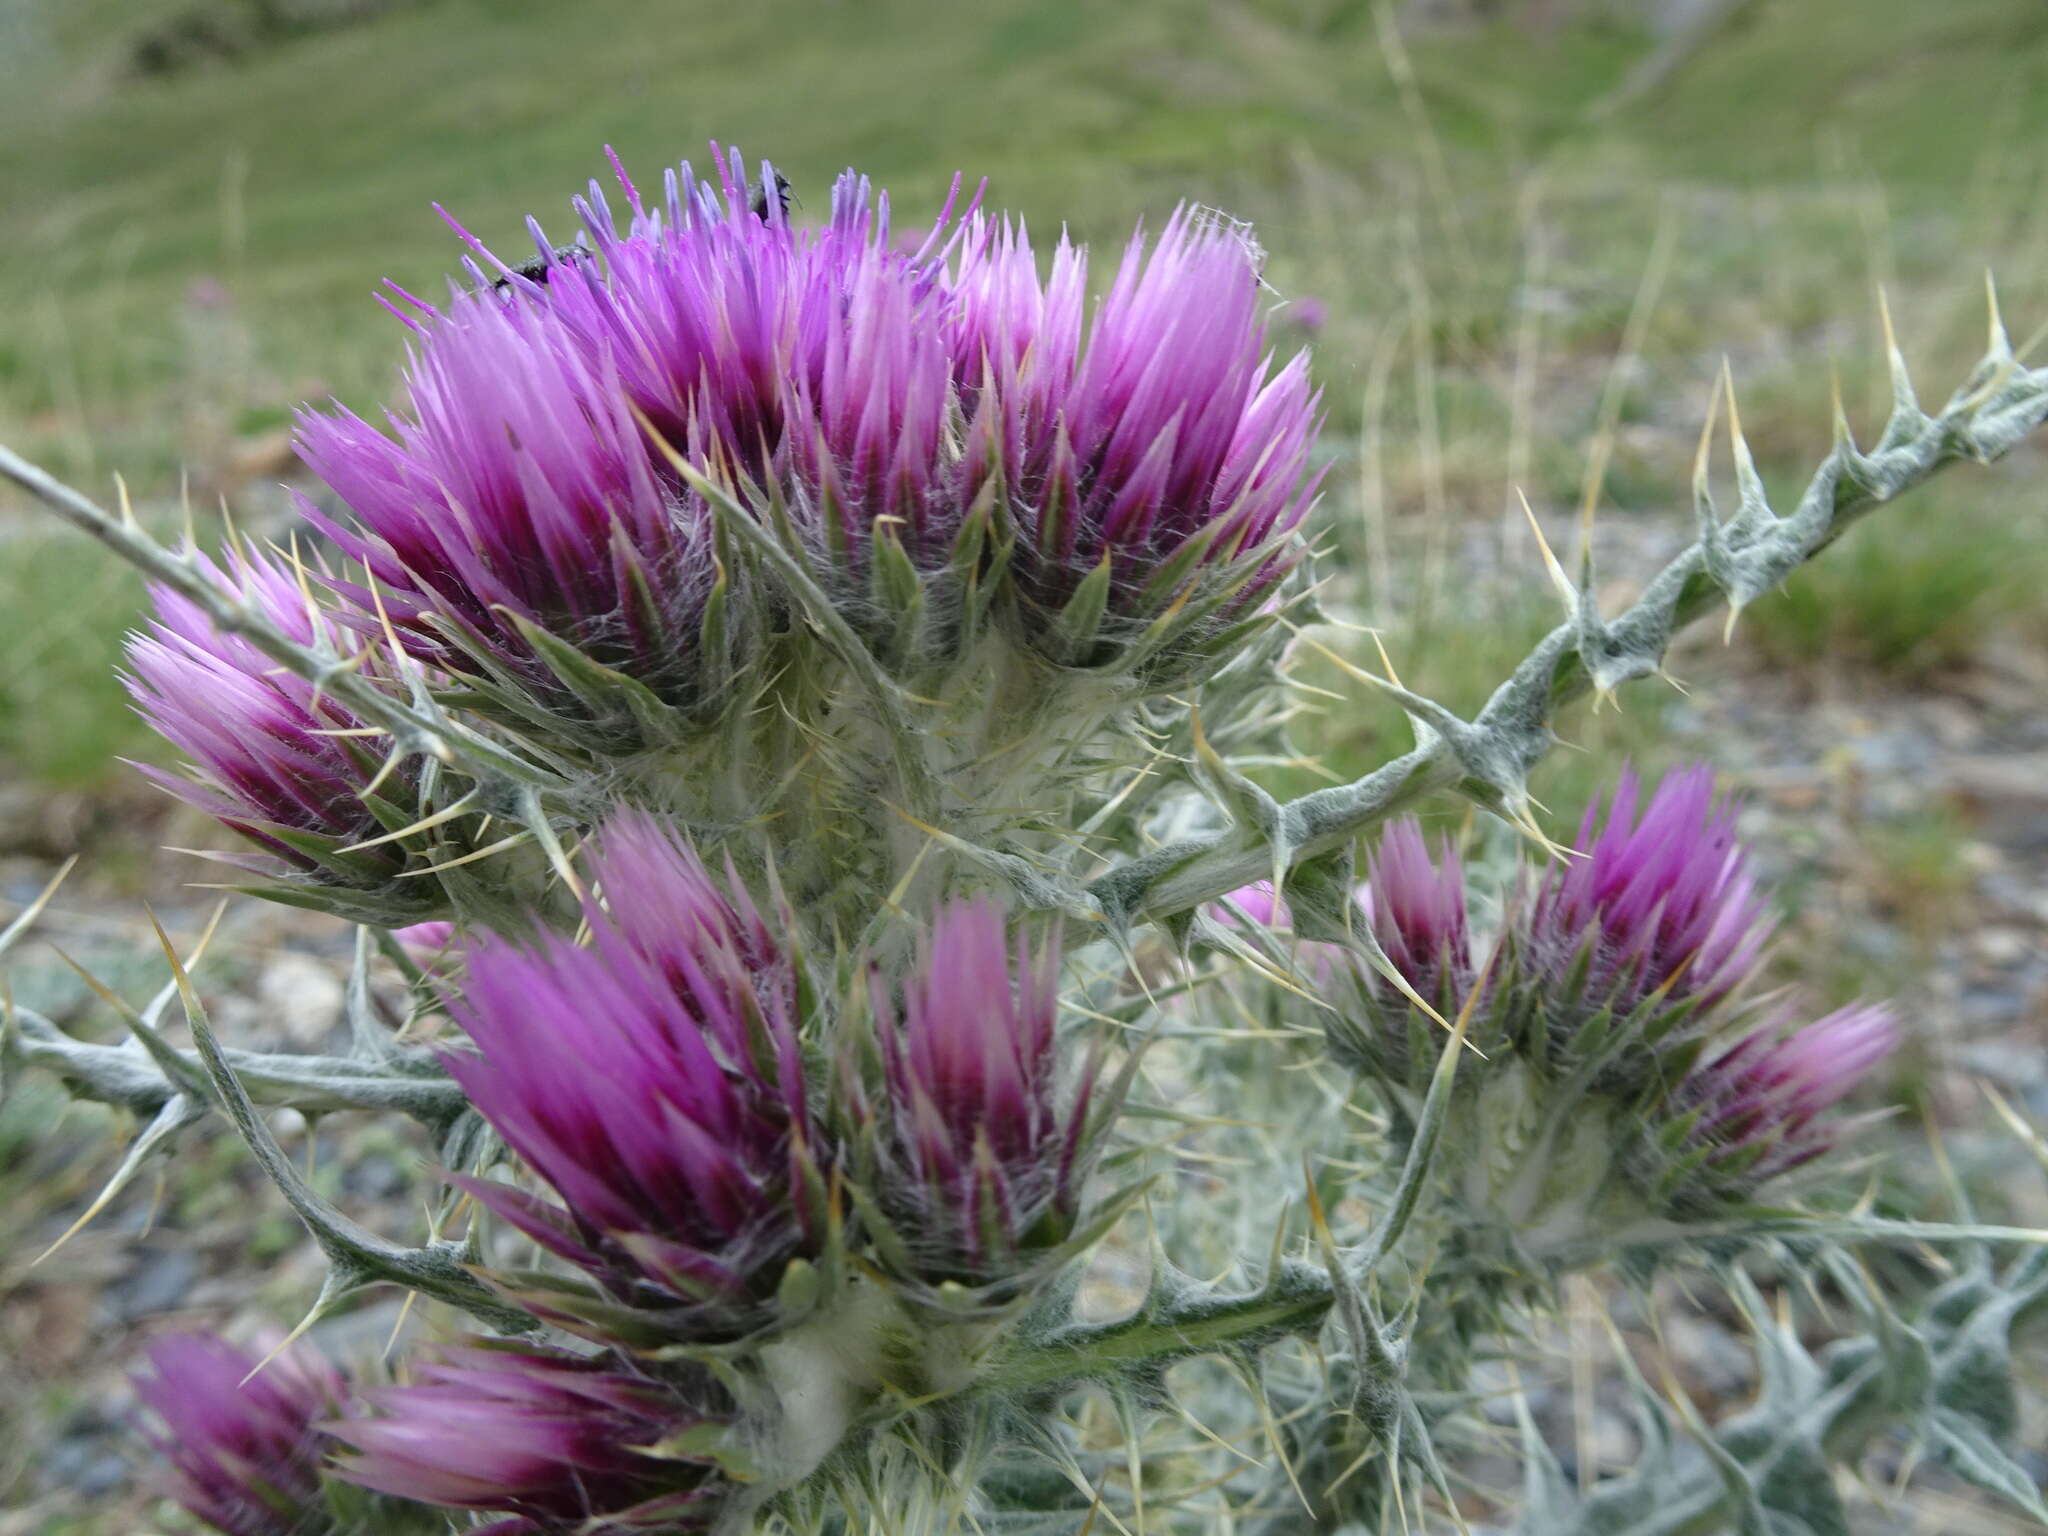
(330, 1343, 733, 1534)
(131, 1331, 345, 1536)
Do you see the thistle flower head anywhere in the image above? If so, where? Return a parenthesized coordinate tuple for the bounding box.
(329, 1344, 732, 1534)
(294, 277, 722, 717)
(1324, 821, 1477, 1086)
(1360, 819, 1473, 1013)
(953, 206, 1322, 655)
(866, 901, 1097, 1287)
(296, 148, 988, 721)
(1650, 1003, 1899, 1214)
(545, 151, 976, 569)
(130, 1331, 345, 1536)
(123, 546, 404, 876)
(1521, 764, 1772, 1041)
(444, 811, 823, 1338)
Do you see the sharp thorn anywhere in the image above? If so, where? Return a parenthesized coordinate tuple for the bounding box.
(1516, 488, 1578, 614)
(1367, 631, 1406, 693)
(336, 791, 479, 853)
(394, 830, 531, 878)
(1691, 371, 1723, 530)
(1876, 284, 1919, 416)
(1985, 269, 2012, 360)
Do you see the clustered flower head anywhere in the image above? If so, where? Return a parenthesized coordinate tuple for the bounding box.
(346, 829, 1121, 1526)
(329, 1344, 734, 1535)
(443, 810, 825, 1339)
(444, 811, 1118, 1323)
(297, 276, 720, 720)
(123, 545, 409, 881)
(863, 900, 1102, 1288)
(1253, 765, 1895, 1216)
(131, 1331, 345, 1536)
(284, 144, 1319, 735)
(92, 135, 1925, 1536)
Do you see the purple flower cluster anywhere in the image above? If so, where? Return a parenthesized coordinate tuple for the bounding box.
(345, 829, 1111, 1518)
(1229, 765, 1895, 1211)
(288, 146, 1319, 712)
(129, 1328, 733, 1536)
(1333, 767, 1778, 1080)
(866, 901, 1100, 1286)
(441, 816, 1109, 1317)
(330, 1344, 732, 1535)
(123, 546, 405, 878)
(443, 811, 823, 1338)
(131, 1331, 344, 1536)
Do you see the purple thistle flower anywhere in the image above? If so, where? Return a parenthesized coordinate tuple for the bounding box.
(951, 206, 1324, 632)
(946, 215, 1086, 510)
(782, 235, 959, 566)
(1650, 1003, 1898, 1213)
(866, 901, 1098, 1286)
(549, 150, 805, 484)
(294, 283, 720, 713)
(564, 152, 976, 569)
(1515, 770, 1785, 1081)
(1521, 765, 1772, 1032)
(1359, 819, 1474, 1015)
(444, 811, 824, 1337)
(131, 1331, 345, 1536)
(1325, 821, 1479, 1086)
(329, 1343, 731, 1534)
(296, 149, 990, 710)
(295, 148, 1318, 707)
(123, 546, 403, 876)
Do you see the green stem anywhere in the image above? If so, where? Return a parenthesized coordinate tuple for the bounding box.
(973, 1262, 1335, 1397)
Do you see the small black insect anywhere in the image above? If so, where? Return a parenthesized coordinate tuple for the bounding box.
(750, 171, 794, 223)
(493, 242, 589, 291)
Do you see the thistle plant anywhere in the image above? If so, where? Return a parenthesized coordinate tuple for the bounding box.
(3, 143, 2047, 1535)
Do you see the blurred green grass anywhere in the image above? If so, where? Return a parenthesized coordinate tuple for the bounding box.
(0, 537, 146, 790)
